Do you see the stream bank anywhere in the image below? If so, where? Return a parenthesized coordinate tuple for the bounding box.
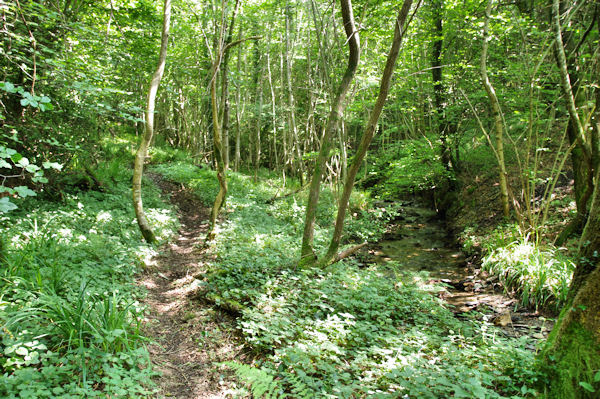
(362, 198, 553, 339)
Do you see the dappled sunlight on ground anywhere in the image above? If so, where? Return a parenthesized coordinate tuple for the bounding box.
(139, 175, 246, 399)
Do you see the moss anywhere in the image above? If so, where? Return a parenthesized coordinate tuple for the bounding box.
(541, 313, 600, 398)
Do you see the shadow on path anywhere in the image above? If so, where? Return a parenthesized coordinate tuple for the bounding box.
(138, 174, 244, 398)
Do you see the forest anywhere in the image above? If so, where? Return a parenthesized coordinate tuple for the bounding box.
(0, 0, 599, 397)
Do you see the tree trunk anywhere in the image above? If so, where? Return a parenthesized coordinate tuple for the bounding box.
(254, 70, 264, 182)
(234, 31, 243, 172)
(284, 3, 305, 185)
(321, 0, 414, 266)
(481, 0, 510, 218)
(206, 61, 228, 242)
(430, 0, 453, 171)
(205, 31, 261, 241)
(299, 0, 360, 266)
(266, 45, 279, 172)
(132, 0, 171, 244)
(219, 0, 241, 171)
(542, 165, 600, 397)
(553, 0, 595, 245)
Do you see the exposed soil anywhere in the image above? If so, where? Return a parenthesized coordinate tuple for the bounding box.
(138, 174, 244, 398)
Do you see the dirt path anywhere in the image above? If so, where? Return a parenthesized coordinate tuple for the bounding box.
(138, 175, 243, 398)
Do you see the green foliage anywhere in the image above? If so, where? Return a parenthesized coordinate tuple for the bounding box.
(224, 362, 287, 399)
(148, 145, 192, 164)
(541, 318, 600, 399)
(479, 225, 575, 312)
(366, 138, 453, 199)
(0, 142, 62, 212)
(161, 160, 543, 398)
(0, 153, 178, 397)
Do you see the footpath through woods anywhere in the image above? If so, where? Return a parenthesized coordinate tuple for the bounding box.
(138, 174, 551, 397)
(138, 175, 243, 398)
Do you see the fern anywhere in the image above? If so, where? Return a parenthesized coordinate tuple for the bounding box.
(284, 372, 314, 399)
(223, 361, 284, 398)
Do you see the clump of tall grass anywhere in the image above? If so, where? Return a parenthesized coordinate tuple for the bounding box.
(482, 237, 574, 312)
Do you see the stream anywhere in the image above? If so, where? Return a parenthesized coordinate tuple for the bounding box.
(368, 200, 552, 339)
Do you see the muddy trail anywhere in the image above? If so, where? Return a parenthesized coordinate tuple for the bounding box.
(138, 175, 244, 399)
(365, 200, 553, 340)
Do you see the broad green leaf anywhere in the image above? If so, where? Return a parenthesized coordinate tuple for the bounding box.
(0, 159, 12, 169)
(25, 164, 40, 173)
(579, 382, 595, 393)
(43, 161, 63, 171)
(15, 347, 28, 356)
(0, 197, 18, 212)
(14, 186, 36, 197)
(17, 157, 30, 167)
(0, 81, 17, 93)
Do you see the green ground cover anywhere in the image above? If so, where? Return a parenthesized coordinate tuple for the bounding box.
(0, 147, 178, 398)
(155, 160, 544, 398)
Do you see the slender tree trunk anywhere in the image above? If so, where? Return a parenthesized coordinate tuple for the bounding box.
(299, 0, 360, 266)
(278, 46, 289, 174)
(219, 0, 241, 171)
(481, 0, 510, 218)
(553, 0, 595, 245)
(254, 71, 264, 182)
(132, 0, 171, 244)
(284, 3, 305, 185)
(206, 63, 228, 241)
(322, 0, 414, 266)
(431, 0, 454, 171)
(234, 30, 243, 172)
(206, 30, 261, 241)
(266, 46, 279, 172)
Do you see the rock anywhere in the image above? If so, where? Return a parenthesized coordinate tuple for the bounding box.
(493, 310, 512, 327)
(532, 333, 545, 340)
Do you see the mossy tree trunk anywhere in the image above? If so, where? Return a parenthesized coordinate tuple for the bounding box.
(132, 0, 171, 244)
(542, 164, 600, 397)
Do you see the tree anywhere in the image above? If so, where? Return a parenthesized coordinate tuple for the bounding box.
(480, 0, 511, 218)
(132, 0, 171, 243)
(430, 0, 455, 172)
(543, 163, 600, 397)
(321, 0, 416, 266)
(299, 0, 360, 266)
(553, 0, 599, 245)
(204, 2, 260, 241)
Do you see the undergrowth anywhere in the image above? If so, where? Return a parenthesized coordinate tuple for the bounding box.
(0, 141, 178, 398)
(460, 224, 575, 313)
(363, 138, 452, 199)
(155, 160, 543, 398)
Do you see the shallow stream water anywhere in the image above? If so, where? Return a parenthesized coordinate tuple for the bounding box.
(369, 200, 552, 338)
(373, 203, 467, 279)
